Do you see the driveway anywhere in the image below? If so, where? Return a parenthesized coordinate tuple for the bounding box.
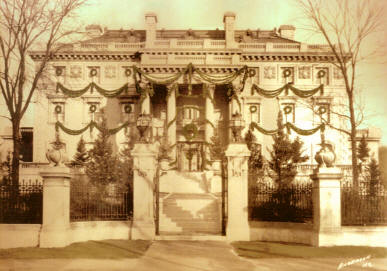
(1, 241, 387, 271)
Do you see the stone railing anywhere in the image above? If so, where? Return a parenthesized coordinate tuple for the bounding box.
(66, 40, 331, 53)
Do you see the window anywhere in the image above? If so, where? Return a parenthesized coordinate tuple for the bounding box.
(88, 102, 100, 121)
(316, 103, 330, 123)
(315, 67, 329, 85)
(281, 67, 294, 84)
(121, 103, 135, 122)
(248, 104, 260, 123)
(281, 103, 295, 123)
(20, 128, 33, 162)
(52, 102, 65, 122)
(182, 107, 200, 120)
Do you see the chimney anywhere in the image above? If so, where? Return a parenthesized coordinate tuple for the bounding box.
(145, 12, 158, 48)
(223, 12, 237, 48)
(279, 25, 296, 40)
(85, 24, 103, 38)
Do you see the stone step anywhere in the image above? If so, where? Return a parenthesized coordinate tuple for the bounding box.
(155, 234, 226, 241)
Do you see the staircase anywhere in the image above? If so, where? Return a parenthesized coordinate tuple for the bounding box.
(158, 171, 222, 236)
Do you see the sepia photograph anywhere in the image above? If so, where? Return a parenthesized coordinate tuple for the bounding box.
(0, 0, 386, 270)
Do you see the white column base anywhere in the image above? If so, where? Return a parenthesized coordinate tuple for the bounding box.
(226, 222, 250, 241)
(131, 220, 155, 240)
(39, 226, 70, 248)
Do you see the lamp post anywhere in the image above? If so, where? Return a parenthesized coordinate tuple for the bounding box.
(230, 112, 245, 143)
(136, 113, 152, 143)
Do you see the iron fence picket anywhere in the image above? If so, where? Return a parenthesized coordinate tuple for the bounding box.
(70, 182, 132, 222)
(341, 183, 387, 226)
(249, 181, 313, 223)
(0, 179, 43, 224)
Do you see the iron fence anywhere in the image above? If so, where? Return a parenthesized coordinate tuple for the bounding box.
(249, 182, 313, 223)
(341, 182, 387, 226)
(0, 179, 43, 224)
(70, 182, 132, 222)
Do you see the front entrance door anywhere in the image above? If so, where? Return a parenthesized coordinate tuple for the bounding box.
(177, 141, 204, 172)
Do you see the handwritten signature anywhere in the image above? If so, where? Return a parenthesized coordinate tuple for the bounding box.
(337, 255, 373, 270)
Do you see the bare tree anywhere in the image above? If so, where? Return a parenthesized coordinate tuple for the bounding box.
(295, 0, 385, 188)
(0, 0, 86, 185)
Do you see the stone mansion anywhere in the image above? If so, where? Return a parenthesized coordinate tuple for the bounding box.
(0, 11, 384, 242)
(0, 12, 380, 173)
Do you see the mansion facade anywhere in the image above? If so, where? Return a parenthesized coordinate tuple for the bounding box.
(0, 12, 381, 177)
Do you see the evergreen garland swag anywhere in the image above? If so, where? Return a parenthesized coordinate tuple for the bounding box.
(55, 120, 130, 135)
(57, 64, 324, 100)
(56, 82, 129, 98)
(249, 121, 325, 136)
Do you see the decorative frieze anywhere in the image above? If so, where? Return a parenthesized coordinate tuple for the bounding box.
(69, 65, 82, 78)
(299, 66, 311, 79)
(104, 65, 116, 78)
(264, 66, 276, 79)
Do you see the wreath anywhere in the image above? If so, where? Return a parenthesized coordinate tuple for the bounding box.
(124, 104, 132, 114)
(89, 68, 98, 77)
(284, 105, 293, 114)
(89, 104, 97, 113)
(318, 105, 327, 115)
(248, 69, 256, 77)
(283, 69, 292, 78)
(250, 105, 258, 113)
(54, 105, 62, 114)
(182, 123, 198, 141)
(55, 67, 63, 76)
(125, 68, 132, 77)
(317, 69, 326, 78)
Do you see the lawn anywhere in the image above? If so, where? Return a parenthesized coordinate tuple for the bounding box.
(0, 240, 151, 259)
(232, 241, 387, 259)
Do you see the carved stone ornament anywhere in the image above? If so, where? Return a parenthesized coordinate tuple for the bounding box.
(46, 134, 66, 167)
(299, 66, 311, 79)
(105, 65, 116, 79)
(264, 66, 276, 79)
(70, 65, 82, 78)
(315, 140, 336, 168)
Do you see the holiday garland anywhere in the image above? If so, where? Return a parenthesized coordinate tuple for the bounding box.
(56, 82, 128, 98)
(251, 83, 323, 98)
(55, 121, 131, 135)
(57, 64, 323, 100)
(249, 121, 325, 136)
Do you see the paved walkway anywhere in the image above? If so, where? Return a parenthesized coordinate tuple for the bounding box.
(1, 241, 387, 271)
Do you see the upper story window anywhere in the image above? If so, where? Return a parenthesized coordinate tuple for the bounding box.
(315, 67, 329, 85)
(52, 102, 65, 123)
(281, 67, 295, 84)
(281, 103, 295, 123)
(248, 104, 260, 123)
(88, 102, 101, 121)
(182, 106, 200, 120)
(316, 103, 330, 124)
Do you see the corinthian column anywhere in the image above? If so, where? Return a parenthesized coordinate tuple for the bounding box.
(167, 84, 177, 160)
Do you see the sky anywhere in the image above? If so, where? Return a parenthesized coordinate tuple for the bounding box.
(76, 0, 387, 144)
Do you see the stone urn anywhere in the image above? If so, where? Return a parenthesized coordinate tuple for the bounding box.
(160, 158, 169, 171)
(315, 141, 336, 168)
(46, 135, 66, 167)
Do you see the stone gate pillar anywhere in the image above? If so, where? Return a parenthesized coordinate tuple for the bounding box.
(311, 167, 342, 246)
(131, 143, 157, 240)
(225, 143, 251, 241)
(39, 166, 71, 248)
